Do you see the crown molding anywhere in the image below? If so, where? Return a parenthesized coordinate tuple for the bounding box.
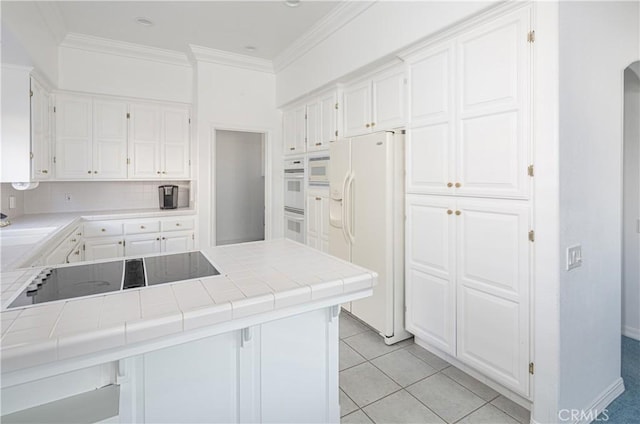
(60, 33, 191, 67)
(189, 44, 274, 73)
(273, 1, 376, 73)
(34, 2, 67, 44)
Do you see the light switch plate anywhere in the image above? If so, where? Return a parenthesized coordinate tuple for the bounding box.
(567, 244, 583, 270)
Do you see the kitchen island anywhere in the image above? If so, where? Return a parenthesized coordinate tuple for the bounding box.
(0, 240, 375, 423)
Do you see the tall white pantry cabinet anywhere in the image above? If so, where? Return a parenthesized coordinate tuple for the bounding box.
(404, 5, 533, 398)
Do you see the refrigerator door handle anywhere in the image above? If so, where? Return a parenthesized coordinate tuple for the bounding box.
(344, 172, 355, 244)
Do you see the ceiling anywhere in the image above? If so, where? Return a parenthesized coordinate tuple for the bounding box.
(52, 1, 342, 60)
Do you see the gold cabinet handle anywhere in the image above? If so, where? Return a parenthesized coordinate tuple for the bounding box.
(162, 171, 167, 174)
(315, 197, 321, 200)
(94, 171, 98, 174)
(156, 237, 160, 241)
(74, 250, 80, 255)
(101, 228, 106, 232)
(157, 171, 161, 174)
(118, 241, 123, 245)
(365, 123, 370, 128)
(455, 182, 461, 188)
(140, 225, 145, 229)
(315, 142, 322, 146)
(162, 237, 166, 240)
(447, 210, 453, 215)
(455, 210, 461, 216)
(70, 238, 77, 243)
(42, 170, 48, 174)
(371, 122, 376, 127)
(289, 147, 295, 151)
(447, 182, 453, 188)
(176, 223, 181, 227)
(77, 232, 82, 236)
(88, 171, 92, 174)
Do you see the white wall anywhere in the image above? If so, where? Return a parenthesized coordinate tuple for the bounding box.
(59, 47, 192, 103)
(623, 64, 640, 340)
(558, 0, 639, 413)
(22, 181, 190, 214)
(276, 1, 494, 106)
(0, 2, 60, 85)
(193, 60, 282, 248)
(0, 184, 26, 220)
(215, 130, 265, 245)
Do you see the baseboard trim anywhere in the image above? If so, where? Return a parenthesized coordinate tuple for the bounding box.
(622, 325, 640, 341)
(566, 378, 625, 424)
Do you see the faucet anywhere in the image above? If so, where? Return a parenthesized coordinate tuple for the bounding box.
(0, 213, 11, 228)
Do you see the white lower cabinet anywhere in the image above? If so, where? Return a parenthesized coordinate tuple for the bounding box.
(161, 231, 194, 253)
(306, 190, 329, 253)
(84, 236, 125, 261)
(123, 234, 161, 256)
(405, 194, 531, 396)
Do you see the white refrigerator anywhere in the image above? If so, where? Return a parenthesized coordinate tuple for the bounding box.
(329, 131, 411, 345)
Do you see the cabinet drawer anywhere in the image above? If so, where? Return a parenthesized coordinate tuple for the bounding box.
(84, 221, 124, 237)
(124, 220, 161, 235)
(161, 218, 194, 232)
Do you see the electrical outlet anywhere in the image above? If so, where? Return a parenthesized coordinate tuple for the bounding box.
(64, 193, 72, 202)
(567, 244, 583, 270)
(8, 195, 16, 209)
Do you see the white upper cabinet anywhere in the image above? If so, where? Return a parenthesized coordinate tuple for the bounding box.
(128, 103, 190, 179)
(55, 94, 94, 179)
(93, 100, 128, 179)
(56, 95, 128, 180)
(307, 90, 339, 151)
(343, 66, 405, 137)
(31, 77, 53, 181)
(283, 104, 306, 155)
(405, 7, 531, 199)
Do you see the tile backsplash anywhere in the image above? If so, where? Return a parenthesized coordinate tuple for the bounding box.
(0, 184, 26, 219)
(23, 181, 192, 214)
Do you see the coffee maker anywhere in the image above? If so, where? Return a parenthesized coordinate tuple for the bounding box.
(158, 185, 179, 209)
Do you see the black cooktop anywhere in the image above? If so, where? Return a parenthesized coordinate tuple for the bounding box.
(8, 252, 220, 309)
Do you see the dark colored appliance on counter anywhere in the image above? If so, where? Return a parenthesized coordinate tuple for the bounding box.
(159, 185, 179, 209)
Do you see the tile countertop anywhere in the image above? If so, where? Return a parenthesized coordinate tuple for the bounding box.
(0, 239, 375, 374)
(0, 208, 196, 272)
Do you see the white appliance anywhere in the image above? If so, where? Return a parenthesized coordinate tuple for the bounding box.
(284, 158, 305, 243)
(308, 156, 330, 186)
(329, 131, 411, 344)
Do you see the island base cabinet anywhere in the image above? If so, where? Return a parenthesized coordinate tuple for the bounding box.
(117, 307, 339, 423)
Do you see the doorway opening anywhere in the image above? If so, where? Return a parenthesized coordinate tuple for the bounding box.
(214, 129, 265, 246)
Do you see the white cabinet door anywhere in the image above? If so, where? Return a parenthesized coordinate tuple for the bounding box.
(372, 67, 405, 131)
(343, 79, 371, 137)
(405, 195, 456, 355)
(31, 78, 52, 180)
(55, 94, 93, 179)
(162, 231, 194, 253)
(320, 195, 330, 243)
(84, 237, 124, 261)
(320, 91, 338, 144)
(306, 194, 320, 250)
(129, 103, 161, 179)
(66, 243, 83, 263)
(455, 7, 531, 199)
(406, 42, 455, 195)
(306, 100, 322, 151)
(93, 100, 128, 179)
(162, 106, 190, 179)
(455, 198, 530, 396)
(125, 235, 161, 256)
(283, 105, 306, 155)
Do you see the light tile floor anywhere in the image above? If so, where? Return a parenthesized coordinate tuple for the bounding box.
(339, 312, 531, 424)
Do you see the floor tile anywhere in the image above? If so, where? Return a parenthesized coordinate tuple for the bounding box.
(491, 396, 531, 424)
(441, 366, 499, 401)
(340, 314, 370, 339)
(340, 340, 367, 371)
(340, 389, 359, 417)
(363, 390, 445, 424)
(343, 331, 405, 360)
(458, 403, 519, 424)
(406, 373, 485, 423)
(340, 362, 401, 407)
(371, 349, 437, 387)
(341, 410, 373, 424)
(405, 344, 451, 371)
